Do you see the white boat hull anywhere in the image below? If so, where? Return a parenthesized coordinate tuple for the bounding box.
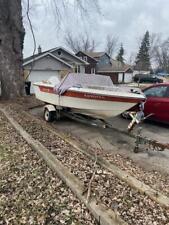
(34, 84, 144, 120)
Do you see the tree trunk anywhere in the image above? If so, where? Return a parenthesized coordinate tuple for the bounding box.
(0, 0, 25, 99)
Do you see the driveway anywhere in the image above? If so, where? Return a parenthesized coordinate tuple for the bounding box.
(30, 107, 169, 174)
(108, 116, 169, 145)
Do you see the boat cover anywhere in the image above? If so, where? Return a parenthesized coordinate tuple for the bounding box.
(54, 73, 113, 95)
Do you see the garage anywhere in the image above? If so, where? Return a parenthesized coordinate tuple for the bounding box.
(28, 70, 61, 94)
(23, 52, 73, 94)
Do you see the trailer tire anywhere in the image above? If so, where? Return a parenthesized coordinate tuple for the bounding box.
(44, 108, 54, 122)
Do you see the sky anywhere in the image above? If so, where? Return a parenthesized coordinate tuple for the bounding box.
(23, 0, 169, 62)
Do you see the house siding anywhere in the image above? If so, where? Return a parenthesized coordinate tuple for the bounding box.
(52, 49, 81, 64)
(24, 55, 71, 71)
(76, 52, 97, 74)
(124, 73, 133, 83)
(80, 65, 85, 73)
(118, 73, 123, 83)
(52, 49, 86, 73)
(96, 54, 111, 69)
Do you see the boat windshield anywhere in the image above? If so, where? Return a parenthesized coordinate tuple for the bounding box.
(55, 73, 114, 94)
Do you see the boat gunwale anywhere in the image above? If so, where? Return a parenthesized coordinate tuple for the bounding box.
(34, 83, 145, 102)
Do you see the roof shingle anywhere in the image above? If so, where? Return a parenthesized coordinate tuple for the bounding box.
(98, 60, 133, 73)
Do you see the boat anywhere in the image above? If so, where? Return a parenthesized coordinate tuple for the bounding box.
(33, 73, 145, 122)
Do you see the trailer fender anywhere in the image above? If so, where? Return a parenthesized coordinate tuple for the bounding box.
(44, 104, 56, 112)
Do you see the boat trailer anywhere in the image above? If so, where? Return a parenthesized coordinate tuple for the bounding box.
(42, 104, 167, 153)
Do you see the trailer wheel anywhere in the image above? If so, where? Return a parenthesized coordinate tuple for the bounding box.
(44, 108, 54, 122)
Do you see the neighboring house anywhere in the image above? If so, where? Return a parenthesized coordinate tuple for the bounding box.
(76, 51, 98, 74)
(133, 70, 150, 77)
(133, 64, 150, 77)
(98, 60, 133, 84)
(76, 51, 133, 84)
(23, 46, 88, 94)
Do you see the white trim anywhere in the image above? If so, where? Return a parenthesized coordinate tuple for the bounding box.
(91, 68, 96, 74)
(50, 47, 89, 65)
(98, 68, 133, 73)
(98, 71, 124, 73)
(23, 52, 73, 68)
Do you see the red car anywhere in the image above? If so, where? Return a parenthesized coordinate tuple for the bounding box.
(143, 83, 169, 124)
(122, 83, 169, 124)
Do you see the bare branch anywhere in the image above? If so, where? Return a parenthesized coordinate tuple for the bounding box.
(105, 35, 118, 57)
(64, 32, 98, 53)
(75, 0, 101, 17)
(43, 0, 101, 28)
(149, 33, 161, 59)
(127, 52, 136, 65)
(24, 0, 37, 80)
(152, 35, 169, 72)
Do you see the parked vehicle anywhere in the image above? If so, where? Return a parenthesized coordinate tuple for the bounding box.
(143, 83, 169, 123)
(122, 83, 169, 124)
(133, 74, 163, 83)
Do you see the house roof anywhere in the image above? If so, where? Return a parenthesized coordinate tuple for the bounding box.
(23, 52, 73, 68)
(98, 60, 133, 73)
(24, 46, 88, 66)
(23, 51, 48, 64)
(49, 47, 89, 65)
(76, 51, 98, 62)
(83, 51, 107, 60)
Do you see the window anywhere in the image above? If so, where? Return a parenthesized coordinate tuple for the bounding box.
(144, 86, 168, 97)
(164, 86, 169, 97)
(83, 56, 88, 62)
(74, 65, 80, 73)
(57, 51, 61, 55)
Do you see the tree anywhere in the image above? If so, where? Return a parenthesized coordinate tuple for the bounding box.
(0, 0, 25, 99)
(148, 33, 169, 72)
(149, 33, 161, 60)
(116, 44, 125, 63)
(64, 32, 97, 53)
(105, 35, 118, 57)
(127, 52, 136, 65)
(135, 31, 151, 71)
(153, 37, 169, 72)
(0, 0, 99, 99)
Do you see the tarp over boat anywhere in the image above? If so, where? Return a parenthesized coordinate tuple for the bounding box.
(54, 73, 114, 95)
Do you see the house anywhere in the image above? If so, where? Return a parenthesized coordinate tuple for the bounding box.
(133, 64, 150, 77)
(97, 60, 133, 84)
(76, 51, 98, 74)
(76, 51, 110, 74)
(23, 46, 88, 94)
(133, 70, 150, 77)
(76, 51, 133, 84)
